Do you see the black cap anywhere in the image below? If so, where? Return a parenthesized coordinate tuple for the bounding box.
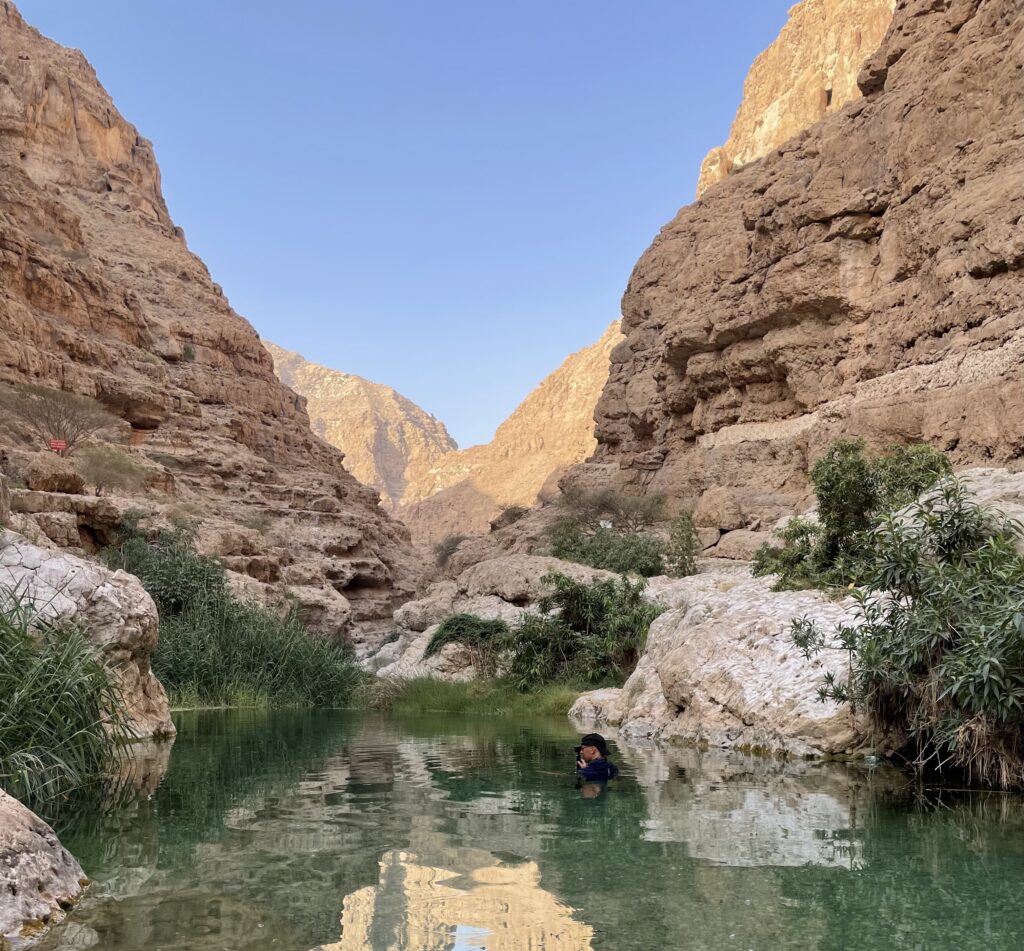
(580, 733, 609, 756)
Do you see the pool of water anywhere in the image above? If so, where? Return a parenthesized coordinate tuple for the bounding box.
(34, 708, 1024, 951)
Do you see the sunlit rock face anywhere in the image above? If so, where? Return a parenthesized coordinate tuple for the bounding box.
(317, 849, 594, 951)
(266, 343, 458, 512)
(574, 0, 1024, 531)
(399, 323, 623, 543)
(697, 0, 895, 195)
(0, 2, 419, 649)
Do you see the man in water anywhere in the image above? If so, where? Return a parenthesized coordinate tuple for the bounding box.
(575, 733, 619, 782)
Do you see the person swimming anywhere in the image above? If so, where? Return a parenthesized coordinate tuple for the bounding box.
(575, 733, 619, 782)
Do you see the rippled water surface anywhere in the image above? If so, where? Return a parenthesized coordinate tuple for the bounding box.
(37, 709, 1024, 951)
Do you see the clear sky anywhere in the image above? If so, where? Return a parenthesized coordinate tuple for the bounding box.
(18, 0, 793, 447)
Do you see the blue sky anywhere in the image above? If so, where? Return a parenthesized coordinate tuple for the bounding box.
(19, 1, 793, 447)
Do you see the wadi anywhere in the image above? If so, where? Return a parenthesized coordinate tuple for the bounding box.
(2, 0, 1023, 948)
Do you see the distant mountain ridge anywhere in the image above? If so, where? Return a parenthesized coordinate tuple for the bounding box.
(265, 343, 457, 511)
(269, 323, 622, 542)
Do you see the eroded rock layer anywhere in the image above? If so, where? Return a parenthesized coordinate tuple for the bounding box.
(697, 0, 895, 196)
(0, 3, 419, 647)
(578, 0, 1024, 524)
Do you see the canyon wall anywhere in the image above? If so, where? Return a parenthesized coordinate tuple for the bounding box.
(0, 2, 419, 650)
(400, 321, 622, 542)
(697, 0, 896, 196)
(266, 342, 457, 511)
(571, 0, 1024, 526)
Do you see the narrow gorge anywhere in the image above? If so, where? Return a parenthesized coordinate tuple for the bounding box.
(3, 0, 1024, 947)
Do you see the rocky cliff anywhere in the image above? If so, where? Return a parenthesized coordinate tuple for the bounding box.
(265, 342, 457, 511)
(697, 0, 896, 196)
(0, 2, 419, 649)
(400, 322, 622, 542)
(573, 0, 1024, 526)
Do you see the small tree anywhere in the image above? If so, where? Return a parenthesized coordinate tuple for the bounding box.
(433, 533, 467, 569)
(665, 510, 700, 578)
(0, 383, 118, 454)
(75, 445, 146, 495)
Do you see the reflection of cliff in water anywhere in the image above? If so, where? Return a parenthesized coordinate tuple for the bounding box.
(317, 848, 593, 951)
(36, 711, 1024, 951)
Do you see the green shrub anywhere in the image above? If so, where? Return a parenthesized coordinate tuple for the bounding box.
(433, 533, 467, 569)
(558, 487, 664, 532)
(75, 444, 147, 495)
(425, 613, 510, 676)
(104, 519, 361, 707)
(503, 572, 662, 690)
(549, 520, 665, 576)
(182, 343, 196, 362)
(754, 440, 951, 589)
(792, 479, 1024, 789)
(0, 588, 129, 805)
(665, 510, 700, 578)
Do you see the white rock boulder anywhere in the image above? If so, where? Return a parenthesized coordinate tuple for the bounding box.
(0, 530, 174, 739)
(571, 565, 861, 757)
(0, 788, 85, 943)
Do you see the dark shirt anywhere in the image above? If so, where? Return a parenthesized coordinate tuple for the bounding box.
(577, 756, 619, 782)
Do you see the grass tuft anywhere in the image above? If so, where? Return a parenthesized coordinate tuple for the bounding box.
(0, 587, 129, 806)
(104, 517, 361, 708)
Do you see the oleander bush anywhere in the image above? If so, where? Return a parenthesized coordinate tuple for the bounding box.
(754, 440, 951, 590)
(792, 479, 1024, 790)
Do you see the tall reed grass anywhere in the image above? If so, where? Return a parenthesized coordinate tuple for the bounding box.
(360, 677, 583, 718)
(0, 587, 128, 805)
(104, 519, 362, 707)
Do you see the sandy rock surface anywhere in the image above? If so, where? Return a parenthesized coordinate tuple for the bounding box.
(0, 3, 420, 651)
(571, 0, 1024, 533)
(0, 789, 85, 944)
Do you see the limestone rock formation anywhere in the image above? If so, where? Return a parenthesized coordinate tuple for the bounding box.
(0, 528, 174, 739)
(0, 789, 85, 944)
(265, 342, 457, 510)
(697, 0, 895, 195)
(570, 564, 861, 756)
(368, 554, 618, 681)
(400, 322, 622, 543)
(0, 3, 419, 647)
(575, 0, 1024, 529)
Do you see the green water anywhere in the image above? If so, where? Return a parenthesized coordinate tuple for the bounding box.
(35, 709, 1024, 951)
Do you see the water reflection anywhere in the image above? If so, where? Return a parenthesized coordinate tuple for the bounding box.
(317, 849, 593, 951)
(36, 710, 1024, 951)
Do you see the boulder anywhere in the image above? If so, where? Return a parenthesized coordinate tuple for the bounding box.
(24, 455, 85, 495)
(0, 530, 174, 739)
(458, 555, 617, 604)
(710, 529, 770, 561)
(694, 487, 744, 531)
(571, 566, 862, 757)
(0, 788, 85, 943)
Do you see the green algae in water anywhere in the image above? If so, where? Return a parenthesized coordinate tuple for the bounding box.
(35, 708, 1024, 951)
